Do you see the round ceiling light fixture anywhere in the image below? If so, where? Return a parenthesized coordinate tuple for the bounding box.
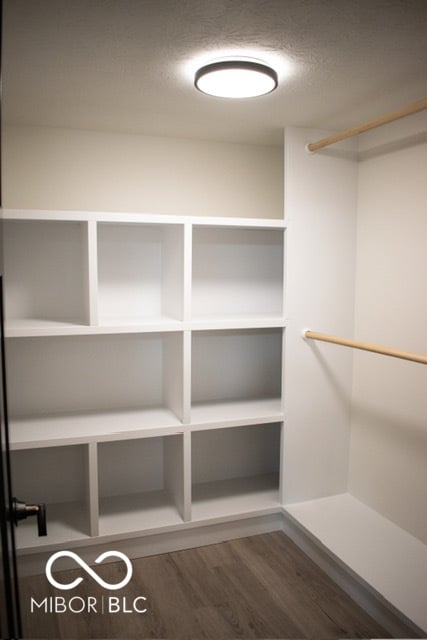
(194, 60, 278, 98)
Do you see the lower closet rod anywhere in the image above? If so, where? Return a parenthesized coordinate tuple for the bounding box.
(304, 330, 427, 365)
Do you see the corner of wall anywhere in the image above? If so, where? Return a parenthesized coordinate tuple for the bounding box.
(283, 126, 358, 503)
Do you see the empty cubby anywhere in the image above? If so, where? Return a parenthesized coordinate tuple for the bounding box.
(6, 332, 184, 428)
(191, 328, 283, 423)
(11, 445, 90, 548)
(97, 435, 185, 535)
(191, 422, 281, 520)
(97, 222, 184, 324)
(192, 226, 284, 319)
(3, 220, 87, 327)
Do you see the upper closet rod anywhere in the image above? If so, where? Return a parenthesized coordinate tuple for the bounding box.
(304, 330, 427, 365)
(306, 97, 427, 153)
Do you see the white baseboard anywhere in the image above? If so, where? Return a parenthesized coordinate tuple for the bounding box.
(282, 507, 425, 639)
(17, 509, 424, 638)
(17, 512, 283, 576)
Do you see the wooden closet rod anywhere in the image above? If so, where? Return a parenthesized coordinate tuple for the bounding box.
(306, 97, 427, 152)
(304, 330, 427, 365)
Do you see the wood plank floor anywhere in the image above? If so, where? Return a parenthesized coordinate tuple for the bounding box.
(20, 531, 392, 639)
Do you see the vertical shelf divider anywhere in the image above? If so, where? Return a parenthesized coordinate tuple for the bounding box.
(183, 222, 193, 425)
(281, 227, 287, 507)
(280, 326, 286, 505)
(183, 430, 192, 522)
(183, 222, 192, 323)
(279, 421, 286, 505)
(162, 224, 185, 321)
(87, 219, 99, 326)
(281, 327, 286, 415)
(163, 333, 185, 422)
(282, 228, 288, 320)
(183, 330, 192, 425)
(86, 442, 99, 537)
(182, 331, 191, 424)
(164, 434, 190, 523)
(279, 228, 288, 504)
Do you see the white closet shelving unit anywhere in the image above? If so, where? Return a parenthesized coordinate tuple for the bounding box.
(2, 209, 286, 555)
(280, 126, 427, 637)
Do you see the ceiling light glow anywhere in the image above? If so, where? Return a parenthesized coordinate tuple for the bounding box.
(195, 61, 278, 98)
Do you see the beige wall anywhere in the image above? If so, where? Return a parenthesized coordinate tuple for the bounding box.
(2, 125, 283, 218)
(349, 112, 427, 543)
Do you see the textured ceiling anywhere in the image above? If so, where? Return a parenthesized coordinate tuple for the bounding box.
(3, 0, 427, 145)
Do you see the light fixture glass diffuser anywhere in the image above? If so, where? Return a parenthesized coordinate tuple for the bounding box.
(195, 61, 278, 98)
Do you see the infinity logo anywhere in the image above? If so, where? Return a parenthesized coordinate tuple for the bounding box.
(46, 551, 133, 591)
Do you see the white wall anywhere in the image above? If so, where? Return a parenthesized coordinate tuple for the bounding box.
(283, 127, 358, 502)
(2, 124, 283, 218)
(349, 112, 427, 544)
(4, 119, 425, 545)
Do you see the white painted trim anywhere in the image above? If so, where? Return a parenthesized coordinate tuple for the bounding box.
(16, 509, 423, 637)
(183, 431, 192, 522)
(284, 494, 427, 636)
(9, 405, 284, 450)
(1, 208, 287, 229)
(17, 513, 283, 576)
(16, 507, 284, 557)
(5, 317, 286, 338)
(87, 220, 98, 326)
(183, 222, 193, 322)
(86, 443, 99, 537)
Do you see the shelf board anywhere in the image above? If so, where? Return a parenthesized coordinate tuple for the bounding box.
(15, 501, 89, 552)
(190, 398, 283, 429)
(190, 216, 286, 229)
(10, 408, 183, 449)
(192, 473, 280, 521)
(190, 315, 286, 330)
(5, 318, 90, 338)
(5, 316, 183, 337)
(99, 490, 183, 536)
(2, 209, 286, 229)
(97, 316, 183, 333)
(285, 493, 427, 634)
(5, 316, 286, 337)
(10, 400, 283, 448)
